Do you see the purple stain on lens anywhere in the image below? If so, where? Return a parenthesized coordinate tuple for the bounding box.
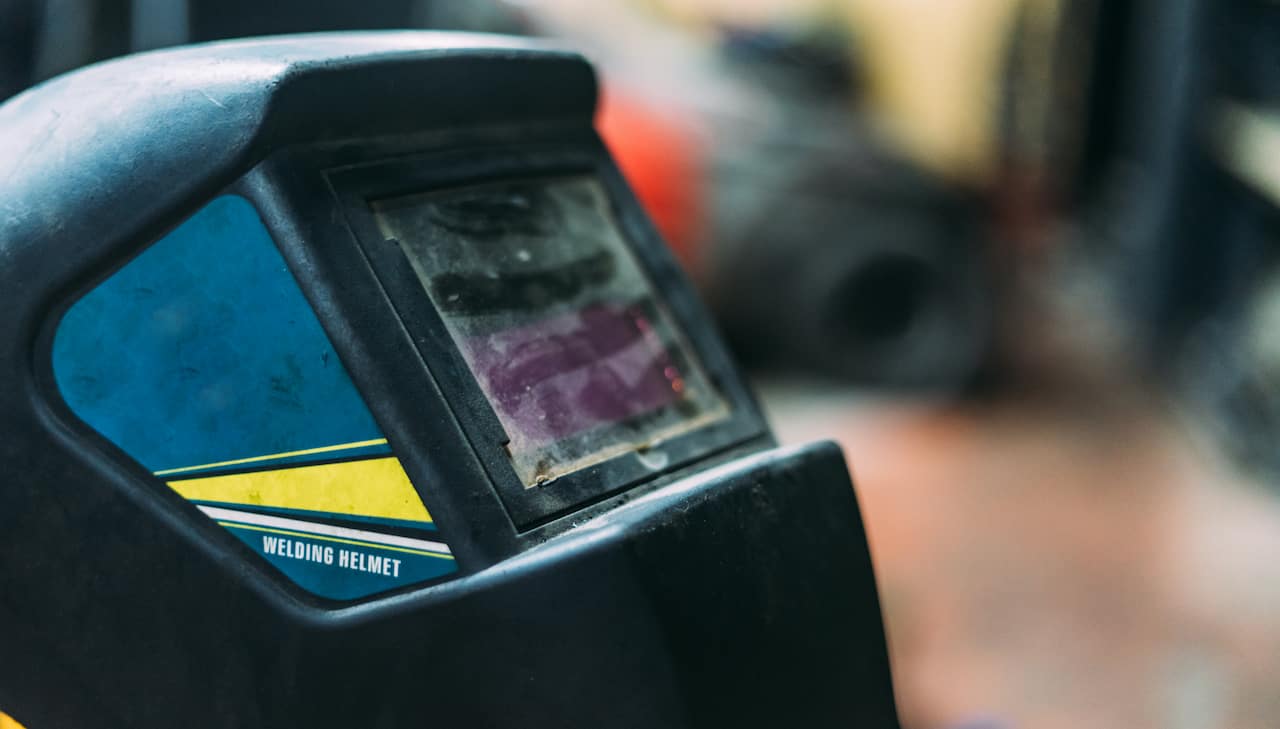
(463, 303, 685, 444)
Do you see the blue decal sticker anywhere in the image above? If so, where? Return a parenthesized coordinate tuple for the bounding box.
(53, 195, 456, 599)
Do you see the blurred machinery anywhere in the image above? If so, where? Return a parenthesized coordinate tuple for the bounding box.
(699, 28, 993, 389)
(998, 0, 1280, 476)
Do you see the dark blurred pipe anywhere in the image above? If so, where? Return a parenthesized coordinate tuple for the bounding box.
(707, 146, 991, 389)
(702, 26, 992, 391)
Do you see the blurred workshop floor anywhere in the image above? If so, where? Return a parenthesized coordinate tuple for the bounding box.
(758, 380, 1280, 729)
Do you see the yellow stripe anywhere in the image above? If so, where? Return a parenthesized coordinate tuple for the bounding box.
(216, 522, 453, 560)
(169, 456, 432, 524)
(154, 438, 389, 477)
(0, 712, 26, 729)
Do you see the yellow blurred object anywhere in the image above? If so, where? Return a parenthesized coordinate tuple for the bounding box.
(643, 0, 1041, 183)
(842, 0, 1030, 181)
(0, 711, 26, 729)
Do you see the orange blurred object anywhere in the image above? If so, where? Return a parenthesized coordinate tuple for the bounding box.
(595, 85, 705, 272)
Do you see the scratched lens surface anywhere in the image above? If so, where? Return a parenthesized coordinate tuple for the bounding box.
(373, 176, 727, 486)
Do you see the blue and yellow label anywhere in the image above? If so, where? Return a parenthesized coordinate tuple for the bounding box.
(52, 195, 456, 600)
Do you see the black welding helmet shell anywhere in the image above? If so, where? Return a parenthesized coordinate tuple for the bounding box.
(0, 33, 899, 729)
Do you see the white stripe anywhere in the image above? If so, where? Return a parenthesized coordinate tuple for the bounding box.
(197, 505, 452, 556)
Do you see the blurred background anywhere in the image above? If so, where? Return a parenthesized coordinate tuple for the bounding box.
(2, 1, 1279, 727)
